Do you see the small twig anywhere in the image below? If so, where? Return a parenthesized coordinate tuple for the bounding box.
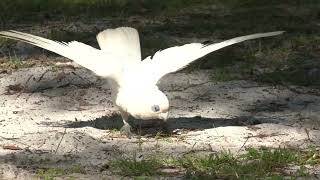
(17, 74, 33, 98)
(304, 128, 314, 142)
(249, 133, 287, 138)
(71, 71, 94, 85)
(236, 136, 250, 156)
(211, 122, 220, 136)
(25, 74, 34, 86)
(0, 135, 31, 149)
(64, 107, 88, 111)
(3, 145, 23, 150)
(191, 142, 197, 151)
(55, 128, 67, 154)
(32, 83, 71, 93)
(207, 143, 216, 152)
(72, 136, 86, 146)
(37, 68, 51, 82)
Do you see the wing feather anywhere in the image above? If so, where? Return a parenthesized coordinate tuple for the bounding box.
(141, 31, 285, 84)
(96, 27, 141, 63)
(0, 30, 124, 77)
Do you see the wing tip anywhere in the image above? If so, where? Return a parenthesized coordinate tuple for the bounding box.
(272, 31, 285, 35)
(0, 30, 13, 35)
(262, 31, 285, 37)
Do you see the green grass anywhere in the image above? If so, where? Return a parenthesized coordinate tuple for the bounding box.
(111, 147, 320, 179)
(0, 53, 34, 69)
(211, 67, 239, 82)
(8, 55, 24, 68)
(36, 165, 86, 180)
(111, 153, 162, 176)
(37, 168, 66, 180)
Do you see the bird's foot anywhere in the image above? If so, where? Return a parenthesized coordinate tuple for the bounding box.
(160, 121, 170, 135)
(120, 123, 132, 138)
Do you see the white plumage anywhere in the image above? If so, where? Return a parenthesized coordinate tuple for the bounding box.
(0, 27, 284, 137)
(97, 27, 141, 62)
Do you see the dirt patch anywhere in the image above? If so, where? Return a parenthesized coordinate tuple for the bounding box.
(0, 66, 320, 178)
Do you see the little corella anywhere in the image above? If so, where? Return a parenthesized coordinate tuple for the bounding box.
(0, 27, 284, 137)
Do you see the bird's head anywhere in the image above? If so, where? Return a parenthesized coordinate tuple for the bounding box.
(116, 86, 169, 120)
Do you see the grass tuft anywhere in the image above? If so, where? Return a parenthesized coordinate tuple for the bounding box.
(111, 153, 162, 176)
(111, 147, 320, 178)
(36, 165, 86, 180)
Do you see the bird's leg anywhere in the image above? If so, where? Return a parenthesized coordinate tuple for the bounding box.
(120, 110, 132, 138)
(160, 118, 170, 134)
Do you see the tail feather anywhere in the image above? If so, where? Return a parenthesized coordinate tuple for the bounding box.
(96, 27, 141, 63)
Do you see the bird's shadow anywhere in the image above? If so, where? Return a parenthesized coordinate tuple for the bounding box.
(42, 115, 272, 136)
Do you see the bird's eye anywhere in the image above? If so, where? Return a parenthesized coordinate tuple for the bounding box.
(151, 105, 160, 112)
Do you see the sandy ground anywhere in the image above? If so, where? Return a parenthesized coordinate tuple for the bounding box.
(0, 65, 320, 179)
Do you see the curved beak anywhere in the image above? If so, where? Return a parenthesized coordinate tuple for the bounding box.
(160, 112, 169, 121)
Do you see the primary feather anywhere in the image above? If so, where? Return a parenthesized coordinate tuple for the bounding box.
(0, 30, 128, 78)
(141, 31, 285, 84)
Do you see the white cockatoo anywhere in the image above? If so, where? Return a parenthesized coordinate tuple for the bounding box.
(0, 27, 284, 136)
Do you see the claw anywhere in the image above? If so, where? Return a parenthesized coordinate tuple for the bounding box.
(120, 122, 132, 138)
(120, 110, 133, 138)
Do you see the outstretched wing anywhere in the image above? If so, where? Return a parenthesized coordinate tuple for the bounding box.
(0, 30, 126, 77)
(141, 31, 284, 84)
(96, 27, 141, 64)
